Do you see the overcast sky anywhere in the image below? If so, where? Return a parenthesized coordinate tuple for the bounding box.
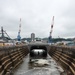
(0, 0, 75, 38)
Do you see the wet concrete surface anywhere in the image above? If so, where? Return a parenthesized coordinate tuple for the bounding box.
(14, 54, 66, 75)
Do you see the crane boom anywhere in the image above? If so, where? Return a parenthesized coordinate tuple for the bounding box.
(19, 18, 21, 33)
(17, 18, 21, 41)
(48, 16, 54, 43)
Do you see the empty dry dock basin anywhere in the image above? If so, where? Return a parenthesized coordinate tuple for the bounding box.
(0, 44, 75, 75)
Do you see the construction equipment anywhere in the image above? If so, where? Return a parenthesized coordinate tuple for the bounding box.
(17, 18, 21, 41)
(48, 16, 54, 43)
(0, 27, 11, 41)
(0, 27, 12, 46)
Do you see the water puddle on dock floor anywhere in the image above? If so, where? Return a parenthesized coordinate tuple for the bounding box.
(14, 55, 66, 75)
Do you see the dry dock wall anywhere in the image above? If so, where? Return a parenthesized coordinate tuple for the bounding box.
(49, 46, 75, 75)
(0, 45, 29, 75)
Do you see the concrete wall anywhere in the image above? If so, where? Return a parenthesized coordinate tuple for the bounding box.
(0, 45, 29, 75)
(49, 46, 75, 75)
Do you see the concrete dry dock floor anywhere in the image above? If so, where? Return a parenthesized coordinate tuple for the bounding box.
(14, 54, 67, 75)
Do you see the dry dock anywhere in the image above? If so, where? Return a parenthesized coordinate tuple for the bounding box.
(14, 54, 65, 75)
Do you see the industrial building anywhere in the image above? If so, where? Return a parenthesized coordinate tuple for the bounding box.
(31, 33, 35, 41)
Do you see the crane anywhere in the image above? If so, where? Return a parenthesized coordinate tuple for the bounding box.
(48, 16, 54, 43)
(0, 27, 11, 41)
(17, 18, 21, 41)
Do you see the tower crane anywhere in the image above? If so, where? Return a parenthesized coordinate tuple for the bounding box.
(48, 16, 54, 43)
(17, 18, 21, 41)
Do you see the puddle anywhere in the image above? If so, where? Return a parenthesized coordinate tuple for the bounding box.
(14, 55, 66, 75)
(29, 59, 50, 67)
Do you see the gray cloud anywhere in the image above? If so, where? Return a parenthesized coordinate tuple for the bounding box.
(0, 0, 75, 38)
